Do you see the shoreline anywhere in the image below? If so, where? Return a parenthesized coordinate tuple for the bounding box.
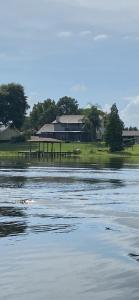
(0, 141, 139, 159)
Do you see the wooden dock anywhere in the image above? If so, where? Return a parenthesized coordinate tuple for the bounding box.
(18, 136, 74, 159)
(18, 151, 73, 158)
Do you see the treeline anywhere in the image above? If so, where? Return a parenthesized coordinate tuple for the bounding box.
(0, 82, 131, 152)
(28, 96, 80, 130)
(0, 83, 83, 130)
(0, 83, 29, 128)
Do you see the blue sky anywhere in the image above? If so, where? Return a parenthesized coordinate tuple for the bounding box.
(1, 0, 139, 126)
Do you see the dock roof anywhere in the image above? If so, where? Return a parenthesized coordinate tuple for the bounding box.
(28, 136, 63, 143)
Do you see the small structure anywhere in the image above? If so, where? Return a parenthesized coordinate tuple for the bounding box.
(123, 130, 139, 144)
(28, 136, 62, 155)
(0, 124, 20, 142)
(18, 136, 73, 158)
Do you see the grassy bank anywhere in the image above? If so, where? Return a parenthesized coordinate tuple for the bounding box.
(0, 141, 139, 159)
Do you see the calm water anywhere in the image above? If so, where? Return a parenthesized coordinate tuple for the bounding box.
(1, 158, 139, 299)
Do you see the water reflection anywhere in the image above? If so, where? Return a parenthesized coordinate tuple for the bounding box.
(0, 206, 26, 217)
(0, 156, 126, 170)
(34, 213, 82, 220)
(0, 221, 27, 237)
(31, 223, 76, 234)
(105, 157, 125, 170)
(1, 159, 139, 299)
(0, 176, 27, 188)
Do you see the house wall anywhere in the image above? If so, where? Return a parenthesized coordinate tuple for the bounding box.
(0, 128, 20, 141)
(54, 123, 65, 132)
(63, 123, 82, 131)
(54, 123, 83, 132)
(123, 136, 139, 144)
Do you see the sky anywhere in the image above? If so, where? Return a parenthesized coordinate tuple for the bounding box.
(1, 0, 139, 126)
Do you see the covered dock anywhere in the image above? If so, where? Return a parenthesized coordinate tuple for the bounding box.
(18, 136, 72, 158)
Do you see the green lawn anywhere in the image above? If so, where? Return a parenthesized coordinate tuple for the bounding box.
(0, 141, 139, 158)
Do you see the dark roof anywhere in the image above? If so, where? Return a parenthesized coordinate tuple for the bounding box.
(53, 115, 84, 124)
(123, 130, 139, 137)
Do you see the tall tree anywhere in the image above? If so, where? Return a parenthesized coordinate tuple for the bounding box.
(30, 98, 56, 130)
(0, 83, 29, 128)
(105, 103, 124, 152)
(56, 96, 79, 115)
(83, 106, 102, 141)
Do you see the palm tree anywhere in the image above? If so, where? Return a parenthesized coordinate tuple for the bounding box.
(83, 106, 102, 141)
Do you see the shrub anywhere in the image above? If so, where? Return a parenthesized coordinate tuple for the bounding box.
(73, 148, 81, 154)
(10, 135, 26, 143)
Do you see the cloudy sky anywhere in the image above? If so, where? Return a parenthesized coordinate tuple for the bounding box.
(1, 0, 139, 126)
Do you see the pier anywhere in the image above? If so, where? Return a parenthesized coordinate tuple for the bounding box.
(18, 136, 73, 158)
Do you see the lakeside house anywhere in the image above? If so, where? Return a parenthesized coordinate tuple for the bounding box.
(0, 124, 20, 142)
(123, 130, 139, 144)
(37, 115, 105, 142)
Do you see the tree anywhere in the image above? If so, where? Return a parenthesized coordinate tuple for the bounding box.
(30, 98, 56, 130)
(0, 83, 29, 128)
(56, 96, 79, 115)
(83, 106, 102, 141)
(105, 103, 124, 152)
(129, 126, 138, 131)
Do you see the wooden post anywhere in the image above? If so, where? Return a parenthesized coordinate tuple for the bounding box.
(43, 142, 45, 156)
(60, 142, 61, 155)
(51, 143, 54, 154)
(38, 141, 40, 158)
(29, 141, 32, 157)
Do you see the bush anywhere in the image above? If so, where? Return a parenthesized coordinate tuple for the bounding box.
(73, 148, 81, 154)
(10, 135, 26, 143)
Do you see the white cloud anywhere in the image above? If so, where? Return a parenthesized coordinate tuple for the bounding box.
(79, 30, 92, 37)
(1, 0, 139, 47)
(57, 31, 73, 38)
(123, 35, 139, 41)
(93, 34, 109, 41)
(121, 95, 139, 127)
(71, 83, 87, 92)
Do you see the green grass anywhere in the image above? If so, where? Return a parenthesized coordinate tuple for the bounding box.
(0, 141, 139, 159)
(0, 142, 34, 156)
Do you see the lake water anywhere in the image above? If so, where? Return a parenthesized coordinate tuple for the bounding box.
(1, 158, 139, 300)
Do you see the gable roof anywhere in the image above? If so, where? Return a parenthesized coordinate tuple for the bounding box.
(53, 115, 84, 124)
(0, 124, 19, 133)
(0, 125, 9, 132)
(37, 124, 54, 134)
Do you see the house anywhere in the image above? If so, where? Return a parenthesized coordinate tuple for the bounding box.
(0, 125, 20, 142)
(37, 115, 104, 142)
(123, 130, 139, 144)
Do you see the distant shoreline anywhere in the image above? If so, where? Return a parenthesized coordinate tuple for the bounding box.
(0, 142, 139, 161)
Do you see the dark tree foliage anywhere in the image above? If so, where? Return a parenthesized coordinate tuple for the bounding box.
(105, 103, 124, 152)
(0, 83, 29, 128)
(83, 106, 102, 141)
(56, 96, 79, 115)
(30, 98, 56, 130)
(128, 126, 138, 131)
